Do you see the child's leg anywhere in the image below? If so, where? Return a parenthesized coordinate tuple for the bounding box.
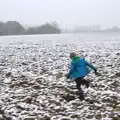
(74, 78, 82, 91)
(74, 78, 84, 100)
(74, 78, 84, 94)
(81, 79, 89, 88)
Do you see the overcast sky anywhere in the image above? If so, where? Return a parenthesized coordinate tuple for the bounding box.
(0, 0, 120, 28)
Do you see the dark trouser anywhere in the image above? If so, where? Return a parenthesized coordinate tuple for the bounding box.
(74, 77, 89, 93)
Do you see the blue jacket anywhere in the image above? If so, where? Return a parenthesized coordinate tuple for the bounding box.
(68, 56, 97, 79)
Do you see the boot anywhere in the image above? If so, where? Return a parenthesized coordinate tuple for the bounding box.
(86, 80, 89, 88)
(78, 88, 84, 100)
(79, 94, 84, 100)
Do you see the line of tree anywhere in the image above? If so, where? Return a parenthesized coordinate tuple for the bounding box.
(63, 26, 120, 33)
(0, 21, 61, 35)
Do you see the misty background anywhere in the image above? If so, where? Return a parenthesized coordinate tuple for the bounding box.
(0, 0, 120, 35)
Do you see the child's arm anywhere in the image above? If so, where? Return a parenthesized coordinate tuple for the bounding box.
(85, 60, 97, 72)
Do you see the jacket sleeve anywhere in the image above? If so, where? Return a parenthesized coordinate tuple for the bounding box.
(85, 60, 97, 71)
(68, 63, 76, 76)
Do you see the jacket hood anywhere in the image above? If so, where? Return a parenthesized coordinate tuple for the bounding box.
(72, 56, 81, 63)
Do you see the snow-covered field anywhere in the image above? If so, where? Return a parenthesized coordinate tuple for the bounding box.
(0, 33, 120, 120)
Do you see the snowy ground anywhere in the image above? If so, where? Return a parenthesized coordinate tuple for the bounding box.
(0, 33, 120, 120)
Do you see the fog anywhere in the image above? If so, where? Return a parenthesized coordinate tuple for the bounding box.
(0, 0, 120, 28)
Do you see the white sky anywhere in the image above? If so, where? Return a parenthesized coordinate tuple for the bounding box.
(0, 0, 120, 28)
